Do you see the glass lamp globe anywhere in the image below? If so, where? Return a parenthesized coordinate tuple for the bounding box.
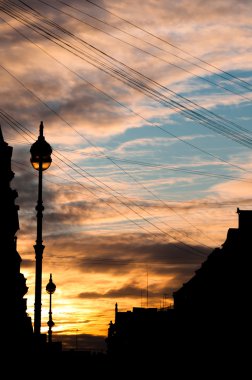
(30, 121, 52, 171)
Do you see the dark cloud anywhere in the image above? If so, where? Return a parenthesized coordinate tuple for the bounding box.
(79, 283, 143, 299)
(73, 236, 209, 268)
(77, 259, 206, 300)
(35, 230, 210, 273)
(49, 232, 210, 297)
(78, 281, 178, 300)
(55, 333, 107, 352)
(21, 258, 34, 268)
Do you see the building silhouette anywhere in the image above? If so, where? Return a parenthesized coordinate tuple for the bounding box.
(0, 126, 33, 354)
(173, 207, 248, 360)
(106, 302, 175, 361)
(106, 208, 249, 367)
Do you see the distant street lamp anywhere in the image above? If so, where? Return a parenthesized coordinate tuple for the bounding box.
(46, 273, 56, 344)
(30, 121, 52, 338)
(76, 329, 79, 351)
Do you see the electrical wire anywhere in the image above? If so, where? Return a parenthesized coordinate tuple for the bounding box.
(1, 0, 251, 150)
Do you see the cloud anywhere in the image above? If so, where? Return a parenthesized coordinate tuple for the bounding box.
(1, 0, 251, 344)
(1, 0, 251, 142)
(56, 333, 107, 352)
(79, 283, 143, 299)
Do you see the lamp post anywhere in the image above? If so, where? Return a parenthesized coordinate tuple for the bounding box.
(46, 273, 56, 344)
(30, 121, 52, 338)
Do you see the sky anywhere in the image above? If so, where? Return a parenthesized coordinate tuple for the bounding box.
(1, 0, 252, 351)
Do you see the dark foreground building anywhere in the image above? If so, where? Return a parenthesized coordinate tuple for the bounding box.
(0, 126, 33, 354)
(106, 208, 250, 369)
(173, 208, 249, 362)
(106, 302, 175, 361)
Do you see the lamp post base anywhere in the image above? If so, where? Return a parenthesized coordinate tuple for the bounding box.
(33, 333, 47, 352)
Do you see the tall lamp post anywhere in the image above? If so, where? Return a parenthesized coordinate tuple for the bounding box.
(46, 273, 56, 344)
(30, 121, 52, 338)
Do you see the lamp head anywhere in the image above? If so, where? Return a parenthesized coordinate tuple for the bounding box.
(46, 273, 56, 294)
(30, 121, 52, 171)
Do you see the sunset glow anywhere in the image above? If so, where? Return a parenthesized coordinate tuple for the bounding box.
(1, 0, 252, 351)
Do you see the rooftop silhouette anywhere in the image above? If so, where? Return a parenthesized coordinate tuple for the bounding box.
(106, 207, 249, 370)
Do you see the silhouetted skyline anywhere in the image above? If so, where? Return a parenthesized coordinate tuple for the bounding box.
(1, 126, 248, 377)
(0, 0, 251, 349)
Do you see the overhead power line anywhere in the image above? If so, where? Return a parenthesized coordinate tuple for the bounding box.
(1, 14, 250, 177)
(83, 0, 252, 91)
(0, 2, 249, 255)
(0, 0, 252, 150)
(1, 111, 209, 257)
(37, 0, 251, 102)
(0, 6, 250, 249)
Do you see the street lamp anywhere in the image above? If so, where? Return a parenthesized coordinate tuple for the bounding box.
(46, 273, 56, 344)
(30, 121, 52, 338)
